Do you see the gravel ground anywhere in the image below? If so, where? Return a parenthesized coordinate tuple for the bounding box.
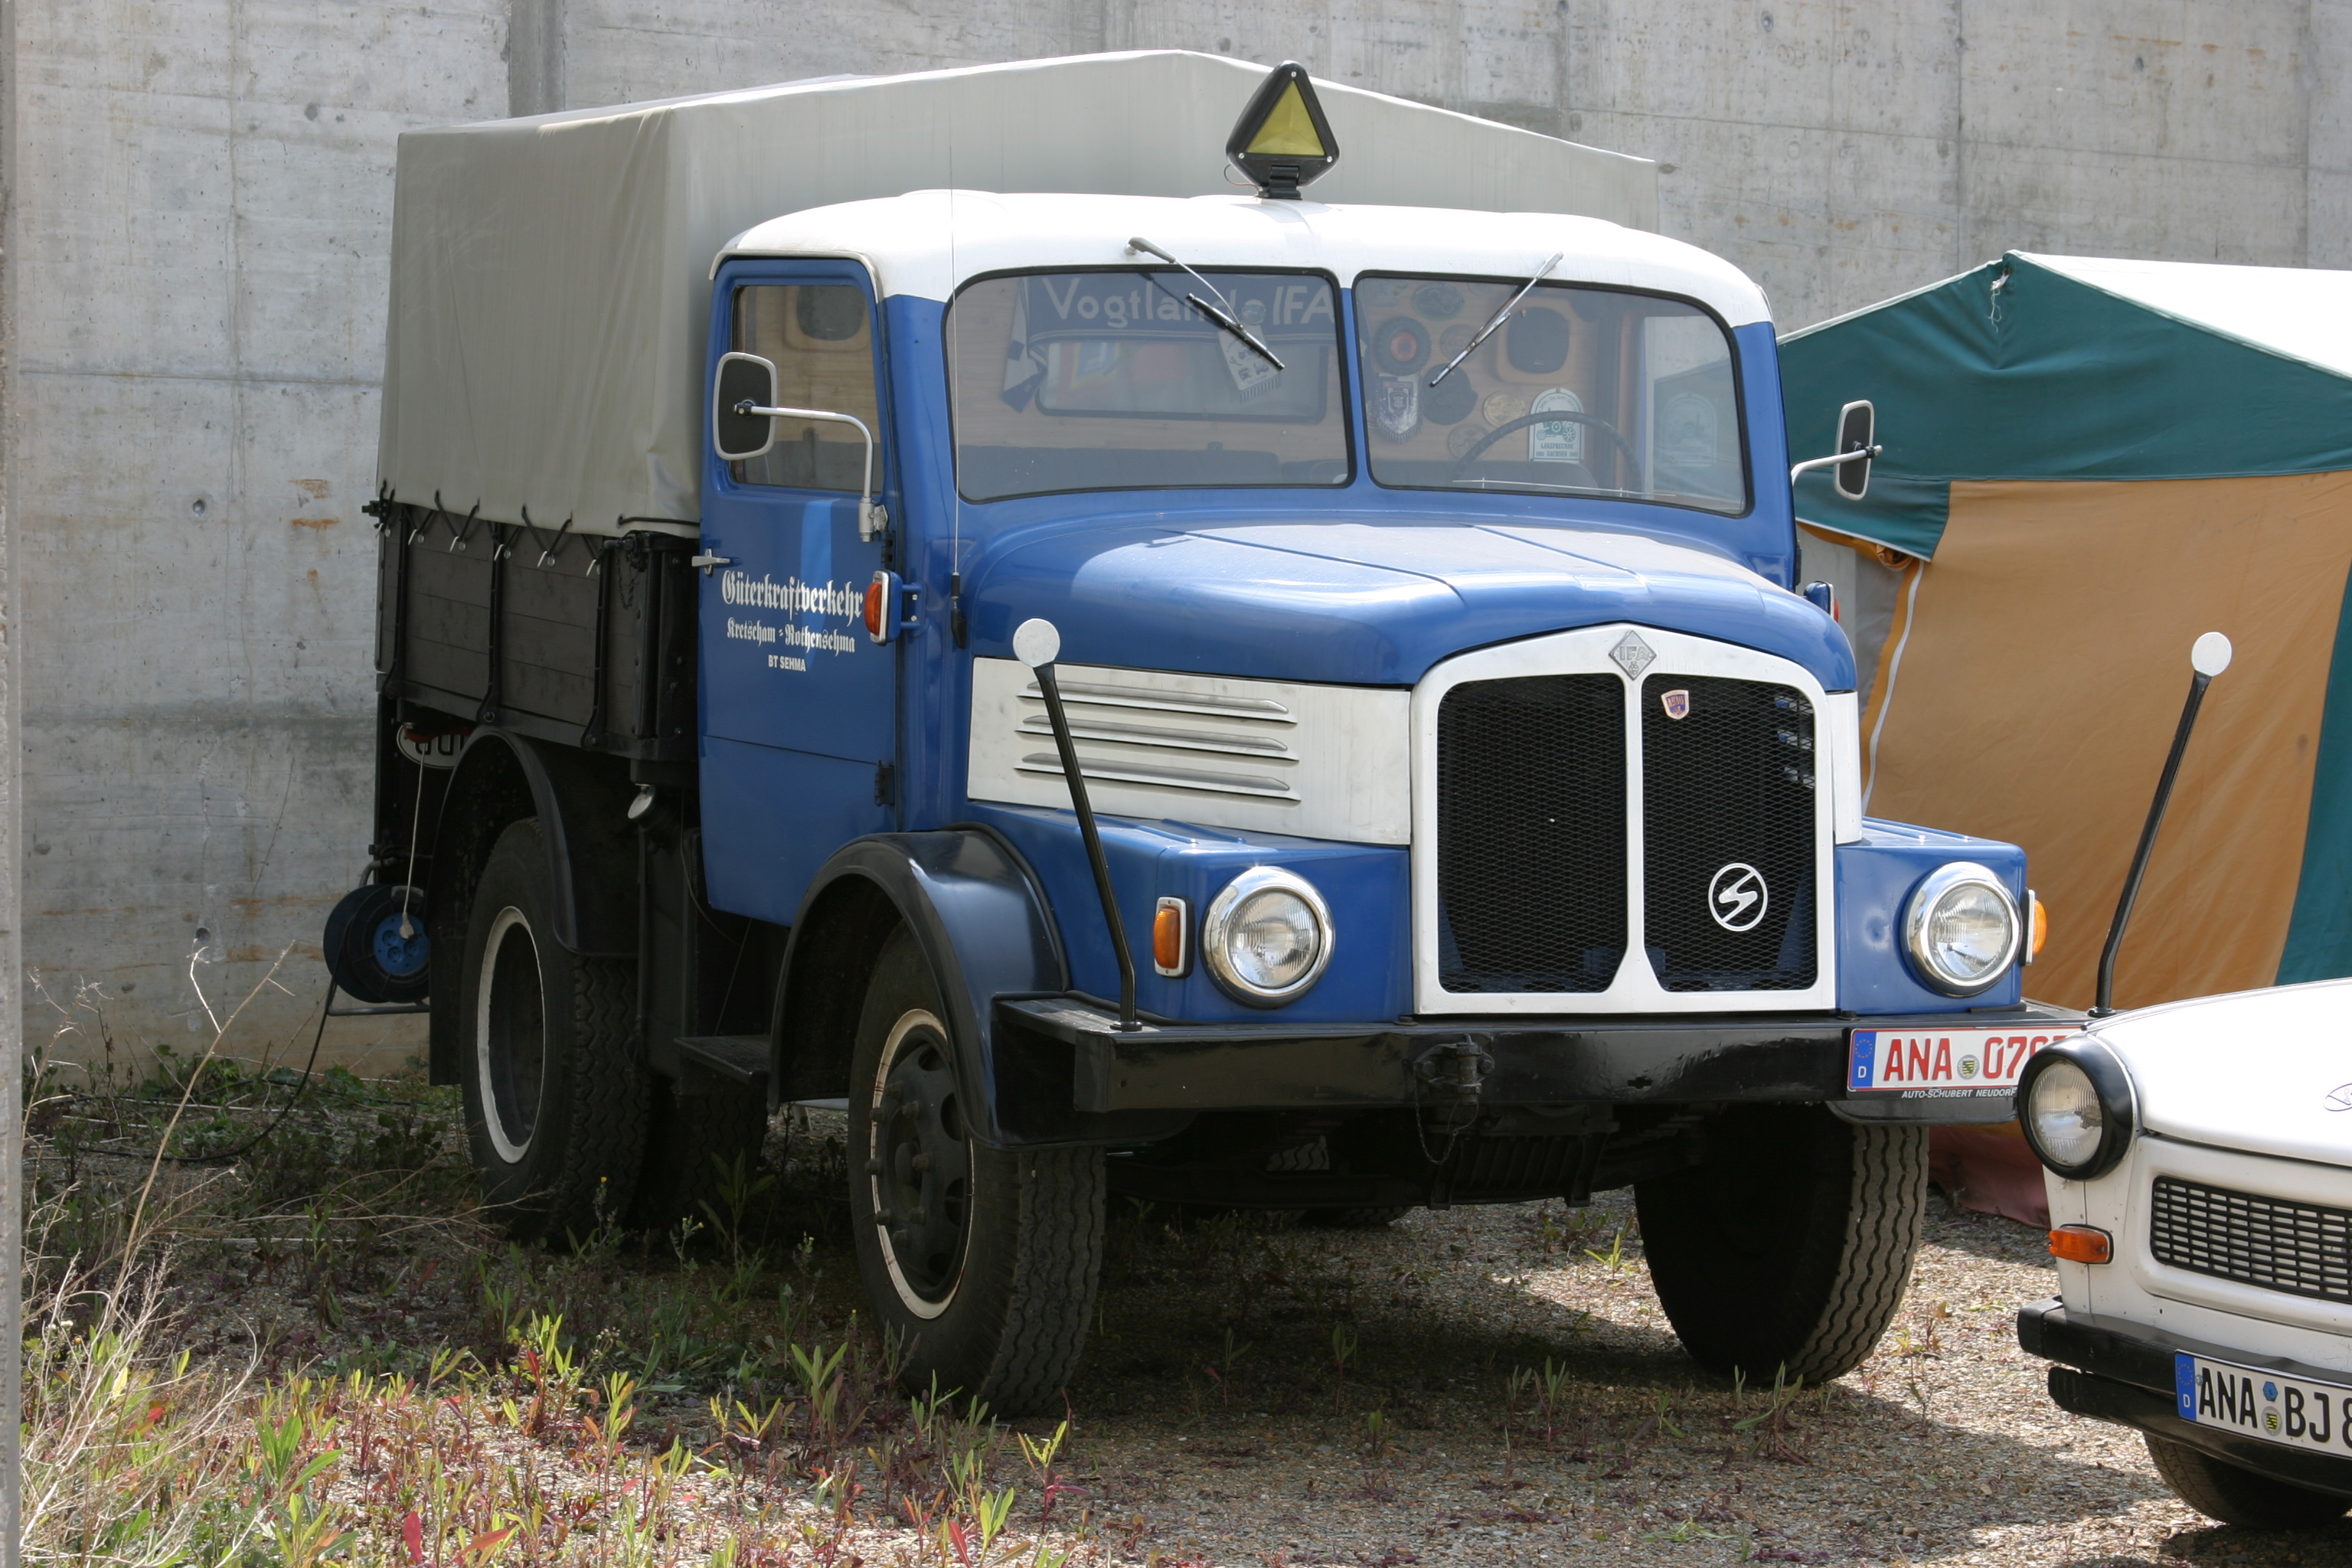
(1048, 1188, 2350, 1568)
(100, 1086, 2347, 1567)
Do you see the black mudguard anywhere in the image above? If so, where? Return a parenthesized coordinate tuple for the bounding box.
(423, 727, 638, 1083)
(436, 727, 638, 956)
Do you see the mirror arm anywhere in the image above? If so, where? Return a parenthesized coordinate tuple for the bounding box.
(1788, 443, 1883, 483)
(734, 402, 891, 541)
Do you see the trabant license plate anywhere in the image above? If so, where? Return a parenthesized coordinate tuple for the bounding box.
(2177, 1353, 2352, 1455)
(1845, 1024, 2076, 1100)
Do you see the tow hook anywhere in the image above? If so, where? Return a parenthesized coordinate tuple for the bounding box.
(1413, 1037, 1494, 1099)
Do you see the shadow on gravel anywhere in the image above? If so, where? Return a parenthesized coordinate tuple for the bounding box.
(2152, 1520, 2352, 1563)
(1921, 1191, 2063, 1266)
(1065, 1191, 2213, 1565)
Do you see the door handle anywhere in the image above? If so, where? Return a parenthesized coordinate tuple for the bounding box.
(690, 552, 733, 576)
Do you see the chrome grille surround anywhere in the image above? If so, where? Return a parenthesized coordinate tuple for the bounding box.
(1411, 624, 1840, 1015)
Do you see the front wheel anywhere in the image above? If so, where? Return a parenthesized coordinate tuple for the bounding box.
(459, 819, 647, 1243)
(2145, 1434, 2352, 1529)
(1636, 1106, 1924, 1383)
(847, 929, 1104, 1416)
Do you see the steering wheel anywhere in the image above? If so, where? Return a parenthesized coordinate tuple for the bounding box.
(1446, 410, 1643, 488)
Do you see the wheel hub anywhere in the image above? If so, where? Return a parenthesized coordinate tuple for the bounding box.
(476, 906, 546, 1163)
(870, 1018, 972, 1308)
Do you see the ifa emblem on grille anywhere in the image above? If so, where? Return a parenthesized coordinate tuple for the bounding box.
(1708, 862, 1769, 932)
(1660, 688, 1691, 720)
(2327, 1083, 2352, 1113)
(1609, 632, 1656, 680)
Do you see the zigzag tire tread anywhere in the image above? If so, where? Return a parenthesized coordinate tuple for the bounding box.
(544, 954, 648, 1240)
(1782, 1122, 1926, 1383)
(983, 1147, 1106, 1416)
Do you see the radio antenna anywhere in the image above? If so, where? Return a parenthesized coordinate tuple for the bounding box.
(946, 132, 966, 645)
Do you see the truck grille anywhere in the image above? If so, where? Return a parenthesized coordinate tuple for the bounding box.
(2150, 1175, 2352, 1305)
(1436, 675, 1625, 992)
(1641, 675, 1818, 991)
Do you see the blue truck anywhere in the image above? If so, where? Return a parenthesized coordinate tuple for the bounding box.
(337, 54, 2078, 1412)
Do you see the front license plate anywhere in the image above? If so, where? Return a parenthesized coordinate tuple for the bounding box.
(1845, 1024, 2077, 1099)
(2177, 1353, 2352, 1455)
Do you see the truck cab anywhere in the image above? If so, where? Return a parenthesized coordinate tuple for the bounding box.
(345, 59, 2079, 1413)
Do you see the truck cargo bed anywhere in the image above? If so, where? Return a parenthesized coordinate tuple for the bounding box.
(371, 500, 696, 760)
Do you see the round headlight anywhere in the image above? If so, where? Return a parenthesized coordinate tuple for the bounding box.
(1903, 862, 2021, 996)
(1203, 867, 1333, 1005)
(2017, 1040, 2136, 1180)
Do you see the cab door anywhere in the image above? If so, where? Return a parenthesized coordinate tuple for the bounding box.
(697, 264, 898, 925)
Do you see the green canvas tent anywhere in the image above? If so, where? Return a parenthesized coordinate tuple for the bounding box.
(1781, 252, 2352, 1017)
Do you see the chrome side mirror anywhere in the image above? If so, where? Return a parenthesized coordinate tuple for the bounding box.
(713, 351, 779, 461)
(710, 350, 891, 541)
(1789, 398, 1881, 501)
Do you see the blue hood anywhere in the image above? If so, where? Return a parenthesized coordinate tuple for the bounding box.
(965, 518, 1857, 691)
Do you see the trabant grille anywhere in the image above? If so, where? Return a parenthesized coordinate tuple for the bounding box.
(2150, 1175, 2352, 1305)
(1436, 675, 1626, 992)
(1641, 675, 1818, 991)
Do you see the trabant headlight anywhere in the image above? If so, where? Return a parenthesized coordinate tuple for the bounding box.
(1903, 862, 2020, 996)
(1203, 867, 1333, 1006)
(2017, 1041, 2136, 1181)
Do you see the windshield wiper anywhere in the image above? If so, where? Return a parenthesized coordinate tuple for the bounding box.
(1125, 237, 1285, 371)
(1427, 250, 1563, 387)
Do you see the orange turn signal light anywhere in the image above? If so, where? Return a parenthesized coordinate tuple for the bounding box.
(2030, 892, 2050, 963)
(862, 579, 885, 639)
(2048, 1224, 2112, 1264)
(1152, 897, 1190, 978)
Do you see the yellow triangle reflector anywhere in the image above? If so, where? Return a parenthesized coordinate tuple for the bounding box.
(1246, 81, 1327, 158)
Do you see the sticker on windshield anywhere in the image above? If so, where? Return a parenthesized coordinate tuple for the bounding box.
(1529, 387, 1585, 465)
(1373, 376, 1421, 442)
(1220, 328, 1281, 401)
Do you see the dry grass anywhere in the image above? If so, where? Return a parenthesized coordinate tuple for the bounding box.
(21, 963, 2350, 1566)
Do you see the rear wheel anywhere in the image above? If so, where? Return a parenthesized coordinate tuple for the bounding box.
(2145, 1434, 2352, 1529)
(1636, 1106, 1924, 1383)
(847, 929, 1103, 1416)
(459, 820, 647, 1244)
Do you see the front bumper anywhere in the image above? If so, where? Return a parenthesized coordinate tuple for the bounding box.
(998, 995, 2080, 1123)
(2018, 1297, 2352, 1501)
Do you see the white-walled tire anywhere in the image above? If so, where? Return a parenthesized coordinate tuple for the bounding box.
(459, 819, 647, 1243)
(847, 928, 1104, 1416)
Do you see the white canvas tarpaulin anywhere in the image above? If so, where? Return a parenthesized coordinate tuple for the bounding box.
(376, 50, 1658, 537)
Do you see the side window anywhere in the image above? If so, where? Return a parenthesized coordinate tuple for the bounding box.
(730, 283, 884, 491)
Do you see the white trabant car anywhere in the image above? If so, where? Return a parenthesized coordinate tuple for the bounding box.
(2017, 980, 2352, 1528)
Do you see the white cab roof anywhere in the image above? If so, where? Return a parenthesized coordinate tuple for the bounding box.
(720, 191, 1771, 328)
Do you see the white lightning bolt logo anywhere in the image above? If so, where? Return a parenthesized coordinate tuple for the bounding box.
(1707, 863, 1769, 932)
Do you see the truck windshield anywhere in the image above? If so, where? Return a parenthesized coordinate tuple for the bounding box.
(947, 270, 1348, 502)
(1355, 276, 1747, 514)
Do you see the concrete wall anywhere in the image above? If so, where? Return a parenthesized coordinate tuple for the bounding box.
(6, 0, 2349, 1070)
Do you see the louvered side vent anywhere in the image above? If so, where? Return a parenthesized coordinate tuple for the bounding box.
(1015, 678, 1302, 803)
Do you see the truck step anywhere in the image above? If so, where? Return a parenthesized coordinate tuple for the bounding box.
(675, 1034, 769, 1091)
